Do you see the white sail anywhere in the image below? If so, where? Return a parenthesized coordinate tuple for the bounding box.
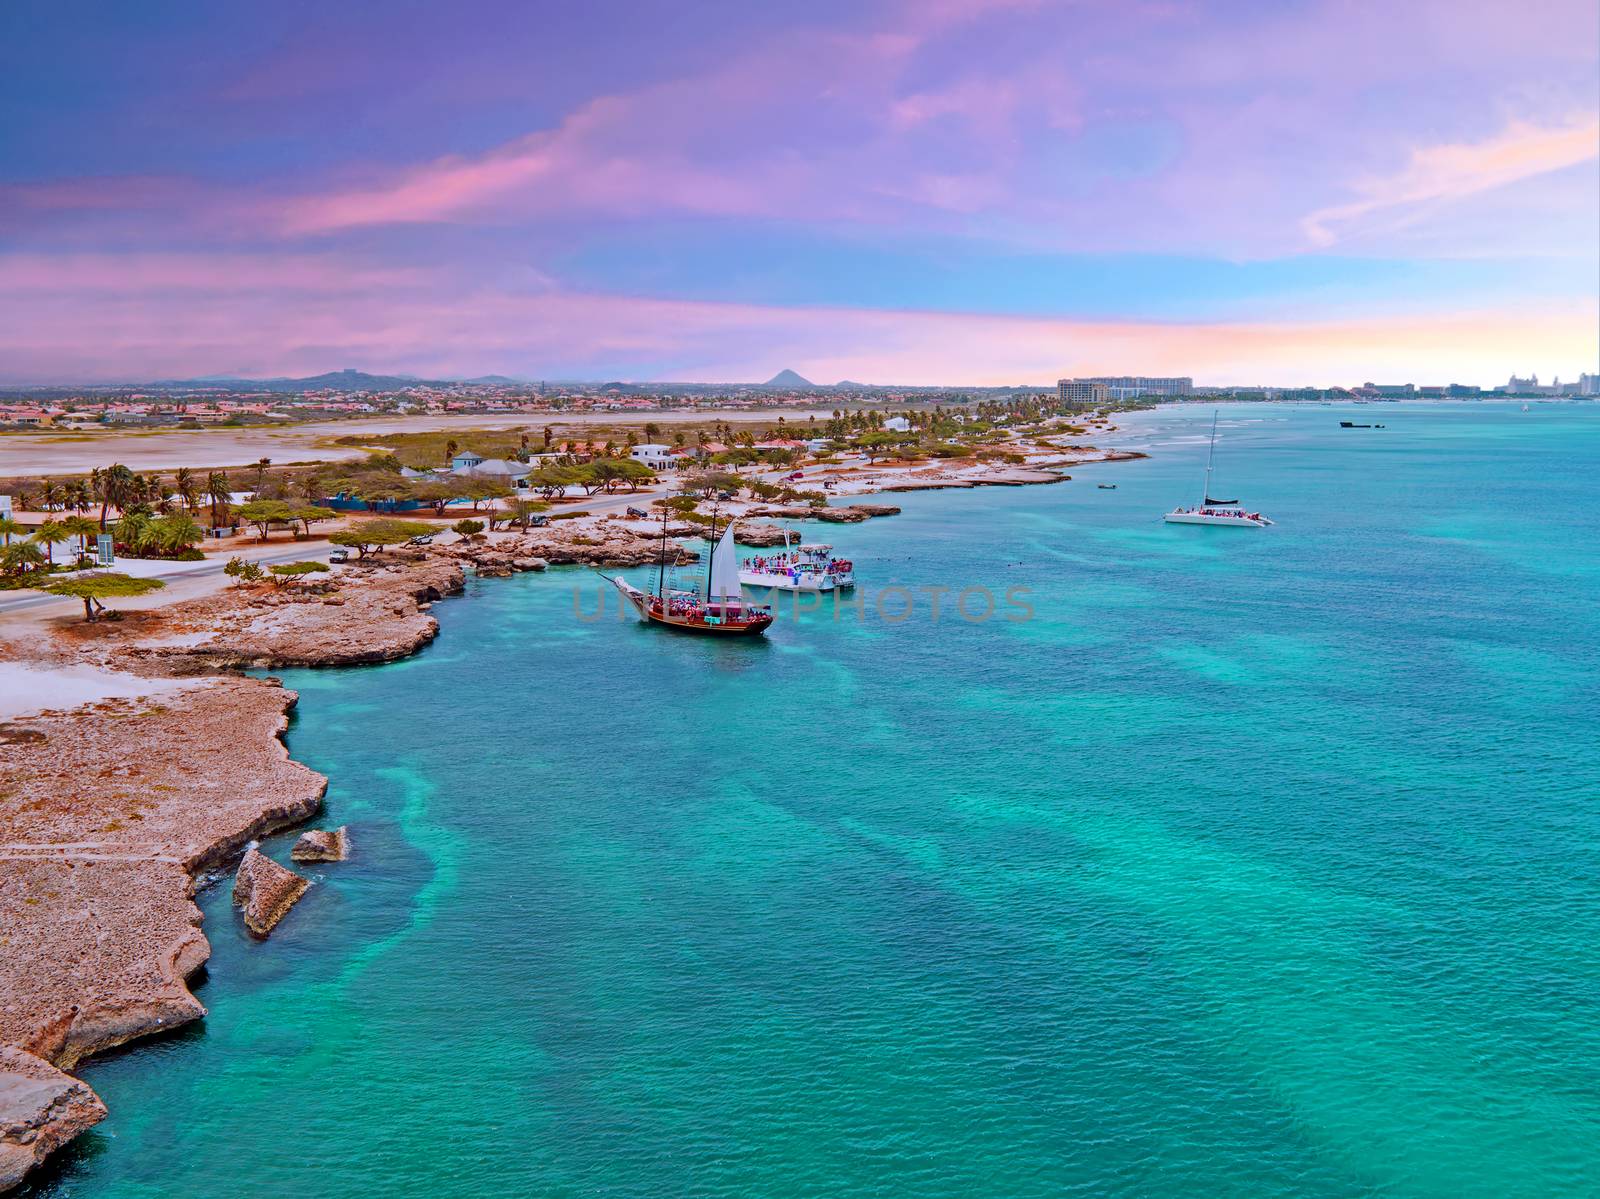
(709, 521, 743, 601)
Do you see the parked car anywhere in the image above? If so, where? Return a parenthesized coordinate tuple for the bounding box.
(717, 490, 736, 501)
(625, 507, 648, 518)
(328, 549, 350, 563)
(407, 534, 435, 545)
(527, 514, 549, 527)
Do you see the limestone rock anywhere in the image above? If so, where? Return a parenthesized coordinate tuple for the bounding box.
(0, 1046, 107, 1194)
(146, 556, 464, 669)
(745, 503, 900, 522)
(441, 532, 690, 569)
(233, 849, 310, 937)
(291, 826, 349, 863)
(734, 523, 790, 547)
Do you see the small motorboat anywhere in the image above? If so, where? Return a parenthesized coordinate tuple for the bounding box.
(1097, 483, 1117, 490)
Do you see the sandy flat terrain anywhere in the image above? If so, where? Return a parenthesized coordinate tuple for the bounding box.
(0, 662, 200, 721)
(0, 408, 836, 478)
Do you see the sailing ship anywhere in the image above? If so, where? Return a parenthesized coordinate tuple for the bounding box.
(1164, 410, 1273, 528)
(608, 502, 774, 635)
(739, 531, 854, 592)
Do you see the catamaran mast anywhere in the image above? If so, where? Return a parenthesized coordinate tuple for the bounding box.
(1203, 409, 1218, 504)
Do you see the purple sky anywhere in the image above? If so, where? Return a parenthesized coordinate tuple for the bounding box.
(2, 0, 1596, 385)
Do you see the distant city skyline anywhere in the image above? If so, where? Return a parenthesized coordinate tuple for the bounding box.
(2, 1, 1596, 384)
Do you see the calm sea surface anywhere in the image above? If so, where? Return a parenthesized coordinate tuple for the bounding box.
(33, 402, 1600, 1197)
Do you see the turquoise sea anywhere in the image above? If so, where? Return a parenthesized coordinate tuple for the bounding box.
(31, 402, 1600, 1197)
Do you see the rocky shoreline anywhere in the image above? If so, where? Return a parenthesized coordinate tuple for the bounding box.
(0, 551, 474, 1191)
(0, 435, 1137, 1189)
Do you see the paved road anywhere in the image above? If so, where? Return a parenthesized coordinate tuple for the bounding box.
(0, 546, 329, 617)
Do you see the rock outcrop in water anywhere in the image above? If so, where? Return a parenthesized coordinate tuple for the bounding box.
(0, 680, 325, 1067)
(732, 523, 790, 546)
(744, 503, 901, 522)
(438, 529, 697, 569)
(291, 826, 349, 863)
(0, 1046, 107, 1194)
(0, 549, 488, 1186)
(233, 849, 310, 936)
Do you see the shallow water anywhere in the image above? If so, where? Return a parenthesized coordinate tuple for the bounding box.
(34, 402, 1600, 1197)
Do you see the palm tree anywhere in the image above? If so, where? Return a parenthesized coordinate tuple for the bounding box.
(152, 476, 178, 514)
(39, 479, 59, 512)
(444, 439, 459, 465)
(175, 467, 200, 513)
(115, 511, 155, 556)
(0, 515, 22, 545)
(31, 519, 70, 565)
(1, 540, 45, 576)
(60, 514, 100, 562)
(253, 457, 272, 493)
(153, 512, 202, 557)
(66, 479, 90, 514)
(94, 463, 136, 529)
(206, 471, 231, 528)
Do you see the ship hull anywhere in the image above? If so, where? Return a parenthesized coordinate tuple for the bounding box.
(1164, 511, 1273, 527)
(738, 571, 853, 592)
(645, 610, 774, 634)
(610, 575, 772, 635)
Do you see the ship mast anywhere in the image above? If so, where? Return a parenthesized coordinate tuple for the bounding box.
(703, 495, 720, 603)
(655, 498, 669, 599)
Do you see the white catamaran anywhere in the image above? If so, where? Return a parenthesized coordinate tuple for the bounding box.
(738, 530, 855, 592)
(1164, 410, 1273, 528)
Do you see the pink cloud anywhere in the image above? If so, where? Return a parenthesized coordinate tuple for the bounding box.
(2, 253, 1592, 386)
(1302, 115, 1600, 247)
(0, 252, 428, 292)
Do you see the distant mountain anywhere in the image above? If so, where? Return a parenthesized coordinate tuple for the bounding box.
(151, 368, 450, 393)
(832, 379, 869, 390)
(763, 368, 815, 388)
(459, 374, 529, 386)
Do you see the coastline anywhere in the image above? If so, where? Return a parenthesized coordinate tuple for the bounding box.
(0, 557, 466, 1191)
(0, 421, 1141, 1190)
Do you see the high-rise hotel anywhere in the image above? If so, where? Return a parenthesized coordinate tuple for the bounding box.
(1057, 376, 1193, 407)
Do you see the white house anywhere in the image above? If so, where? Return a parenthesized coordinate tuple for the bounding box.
(630, 444, 674, 469)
